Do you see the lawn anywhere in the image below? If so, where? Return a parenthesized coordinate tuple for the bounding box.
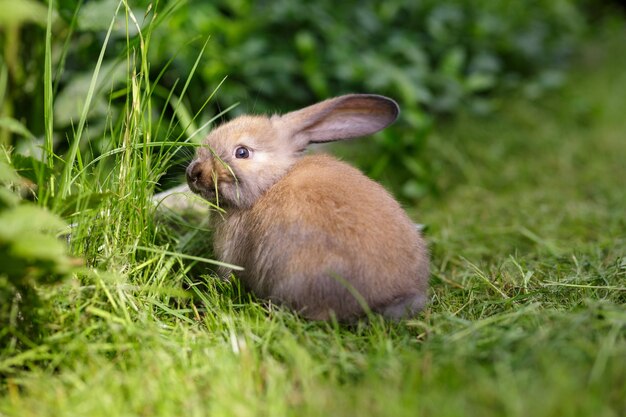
(1, 30, 625, 417)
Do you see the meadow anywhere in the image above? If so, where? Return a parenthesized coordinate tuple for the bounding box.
(1, 5, 625, 417)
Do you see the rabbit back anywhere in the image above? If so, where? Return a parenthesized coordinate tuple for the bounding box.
(214, 154, 429, 320)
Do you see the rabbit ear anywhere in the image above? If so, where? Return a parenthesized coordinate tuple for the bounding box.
(277, 94, 399, 147)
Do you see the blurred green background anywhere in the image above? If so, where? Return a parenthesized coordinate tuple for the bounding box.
(1, 0, 607, 200)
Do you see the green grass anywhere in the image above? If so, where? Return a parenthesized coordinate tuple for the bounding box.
(1, 25, 626, 417)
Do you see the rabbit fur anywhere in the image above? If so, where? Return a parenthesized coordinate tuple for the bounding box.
(186, 94, 429, 321)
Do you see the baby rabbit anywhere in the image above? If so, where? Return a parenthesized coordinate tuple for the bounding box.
(186, 94, 429, 321)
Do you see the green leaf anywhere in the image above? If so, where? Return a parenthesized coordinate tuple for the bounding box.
(440, 48, 466, 78)
(0, 118, 36, 141)
(0, 0, 48, 27)
(0, 188, 19, 208)
(10, 154, 53, 185)
(0, 205, 67, 241)
(58, 191, 114, 217)
(10, 233, 68, 264)
(465, 73, 496, 93)
(53, 61, 127, 128)
(0, 159, 19, 185)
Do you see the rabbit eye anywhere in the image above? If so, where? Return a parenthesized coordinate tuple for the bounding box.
(234, 146, 250, 159)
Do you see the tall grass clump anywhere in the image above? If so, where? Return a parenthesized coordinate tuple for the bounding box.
(0, 0, 224, 365)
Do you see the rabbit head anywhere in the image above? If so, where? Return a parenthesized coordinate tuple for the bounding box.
(186, 94, 399, 209)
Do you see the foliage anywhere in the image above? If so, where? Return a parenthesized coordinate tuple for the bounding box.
(151, 0, 585, 198)
(160, 0, 584, 112)
(0, 150, 77, 350)
(0, 0, 586, 200)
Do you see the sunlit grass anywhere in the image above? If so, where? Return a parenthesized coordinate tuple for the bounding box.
(0, 15, 625, 417)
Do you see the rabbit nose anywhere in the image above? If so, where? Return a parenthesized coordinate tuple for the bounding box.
(186, 160, 203, 184)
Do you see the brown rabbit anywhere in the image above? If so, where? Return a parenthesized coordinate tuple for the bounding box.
(186, 94, 429, 321)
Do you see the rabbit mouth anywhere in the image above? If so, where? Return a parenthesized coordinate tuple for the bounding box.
(187, 179, 218, 201)
(186, 174, 207, 195)
(188, 176, 240, 208)
(185, 160, 252, 208)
